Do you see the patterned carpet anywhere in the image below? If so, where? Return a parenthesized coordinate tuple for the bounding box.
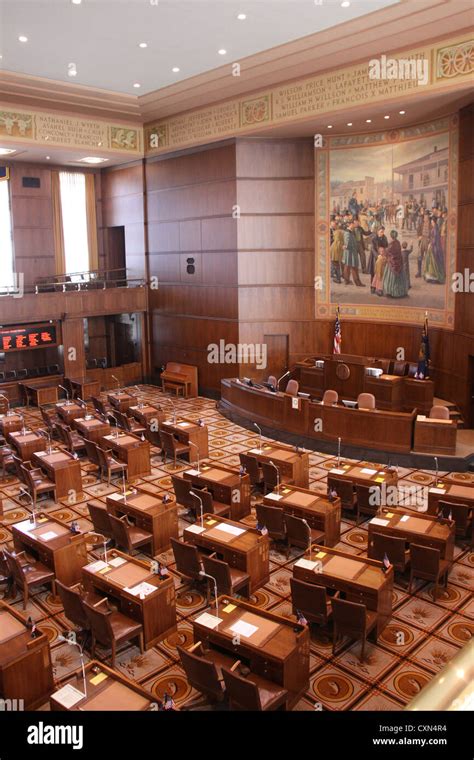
(1, 385, 472, 711)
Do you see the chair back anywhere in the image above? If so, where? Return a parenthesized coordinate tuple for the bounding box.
(290, 578, 328, 624)
(177, 645, 224, 700)
(56, 580, 89, 629)
(221, 667, 262, 711)
(322, 389, 338, 405)
(267, 375, 277, 389)
(410, 543, 440, 577)
(406, 362, 418, 378)
(285, 379, 299, 396)
(327, 476, 355, 509)
(239, 453, 261, 485)
(429, 405, 450, 420)
(12, 455, 28, 483)
(371, 532, 407, 570)
(145, 425, 162, 447)
(82, 600, 113, 645)
(21, 466, 39, 493)
(357, 393, 375, 410)
(202, 555, 232, 594)
(255, 503, 285, 538)
(114, 411, 128, 431)
(262, 462, 280, 491)
(285, 513, 310, 549)
(65, 427, 83, 454)
(56, 423, 69, 446)
(191, 489, 214, 515)
(4, 550, 26, 586)
(331, 597, 367, 637)
(391, 360, 407, 376)
(356, 483, 380, 516)
(171, 475, 195, 509)
(447, 502, 469, 532)
(96, 446, 113, 471)
(91, 397, 107, 417)
(160, 430, 177, 457)
(87, 500, 113, 539)
(171, 537, 202, 579)
(84, 439, 100, 466)
(108, 514, 132, 551)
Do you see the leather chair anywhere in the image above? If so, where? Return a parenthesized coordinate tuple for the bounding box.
(171, 475, 196, 511)
(82, 598, 144, 668)
(267, 375, 277, 390)
(202, 555, 250, 598)
(108, 513, 153, 555)
(239, 453, 264, 492)
(91, 396, 112, 418)
(96, 446, 127, 485)
(12, 455, 30, 486)
(321, 389, 338, 405)
(369, 532, 410, 574)
(4, 549, 56, 609)
(171, 537, 204, 584)
(285, 513, 324, 557)
(191, 488, 230, 519)
(429, 405, 450, 420)
(0, 550, 13, 597)
(40, 406, 61, 433)
(0, 443, 14, 477)
(374, 358, 390, 374)
(355, 483, 381, 524)
(84, 440, 101, 477)
(439, 500, 472, 540)
(56, 580, 98, 636)
(409, 543, 450, 599)
(121, 411, 146, 437)
(391, 360, 407, 376)
(290, 578, 335, 626)
(22, 464, 56, 508)
(331, 597, 378, 662)
(357, 392, 376, 410)
(285, 379, 299, 397)
(406, 362, 418, 378)
(327, 476, 356, 513)
(255, 503, 286, 544)
(221, 663, 288, 711)
(160, 430, 191, 467)
(177, 641, 234, 709)
(261, 461, 294, 494)
(87, 500, 114, 540)
(61, 425, 87, 456)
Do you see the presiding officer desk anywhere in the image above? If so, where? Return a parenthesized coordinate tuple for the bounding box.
(221, 378, 416, 454)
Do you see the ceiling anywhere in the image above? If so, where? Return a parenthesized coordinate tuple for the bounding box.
(0, 0, 399, 95)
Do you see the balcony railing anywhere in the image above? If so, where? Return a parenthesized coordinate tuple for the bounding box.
(0, 268, 146, 297)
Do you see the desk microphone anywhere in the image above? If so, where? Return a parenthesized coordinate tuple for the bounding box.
(302, 518, 312, 561)
(58, 385, 70, 404)
(253, 422, 262, 453)
(269, 460, 280, 494)
(58, 635, 87, 697)
(189, 441, 200, 474)
(277, 370, 290, 390)
(199, 570, 219, 622)
(190, 490, 204, 527)
(108, 414, 120, 438)
(111, 375, 120, 390)
(76, 397, 87, 409)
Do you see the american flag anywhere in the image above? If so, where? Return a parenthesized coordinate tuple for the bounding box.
(296, 610, 308, 626)
(256, 522, 268, 536)
(383, 552, 391, 570)
(333, 306, 342, 354)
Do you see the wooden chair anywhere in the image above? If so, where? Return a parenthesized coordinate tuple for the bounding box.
(108, 513, 153, 555)
(40, 406, 61, 434)
(202, 555, 250, 598)
(409, 543, 450, 599)
(261, 462, 294, 494)
(56, 580, 92, 634)
(0, 443, 14, 477)
(82, 598, 144, 668)
(171, 475, 196, 511)
(255, 503, 286, 544)
(439, 500, 472, 541)
(91, 396, 112, 418)
(327, 476, 356, 512)
(120, 411, 146, 437)
(171, 537, 204, 584)
(96, 446, 127, 485)
(4, 549, 56, 610)
(160, 430, 191, 467)
(12, 455, 31, 485)
(84, 440, 101, 478)
(62, 425, 87, 456)
(285, 513, 324, 557)
(87, 500, 114, 540)
(369, 532, 410, 575)
(391, 360, 407, 376)
(429, 405, 450, 420)
(191, 488, 230, 519)
(290, 578, 335, 626)
(355, 483, 380, 524)
(177, 642, 231, 709)
(285, 379, 299, 396)
(239, 453, 264, 493)
(357, 392, 376, 410)
(221, 663, 288, 711)
(331, 597, 378, 662)
(22, 464, 56, 508)
(321, 389, 338, 405)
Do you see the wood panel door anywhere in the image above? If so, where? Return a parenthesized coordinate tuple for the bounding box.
(264, 334, 289, 380)
(105, 226, 126, 279)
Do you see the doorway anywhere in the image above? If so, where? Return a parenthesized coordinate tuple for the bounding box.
(106, 226, 126, 280)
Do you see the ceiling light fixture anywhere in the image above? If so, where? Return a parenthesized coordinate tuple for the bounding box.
(133, 82, 141, 88)
(67, 63, 77, 77)
(0, 148, 16, 155)
(341, 1, 351, 6)
(45, 156, 51, 160)
(399, 110, 406, 114)
(18, 35, 28, 43)
(347, 122, 352, 126)
(327, 125, 333, 129)
(138, 42, 147, 48)
(366, 119, 372, 123)
(218, 49, 227, 55)
(71, 0, 82, 4)
(76, 157, 109, 164)
(172, 67, 180, 73)
(237, 13, 246, 20)
(384, 115, 390, 119)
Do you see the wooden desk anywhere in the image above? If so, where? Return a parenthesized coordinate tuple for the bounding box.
(22, 382, 59, 407)
(161, 416, 209, 459)
(100, 433, 151, 479)
(12, 513, 88, 585)
(183, 513, 269, 593)
(327, 463, 398, 488)
(404, 377, 435, 414)
(73, 415, 111, 443)
(427, 483, 474, 515)
(0, 600, 53, 709)
(82, 550, 177, 648)
(56, 401, 86, 426)
(0, 412, 22, 437)
(161, 362, 198, 398)
(32, 449, 83, 498)
(192, 596, 309, 709)
(414, 415, 457, 455)
(368, 507, 455, 561)
(129, 404, 164, 426)
(293, 545, 393, 636)
(67, 376, 101, 401)
(8, 430, 45, 461)
(50, 661, 153, 711)
(246, 442, 309, 488)
(263, 485, 341, 546)
(181, 462, 251, 519)
(364, 374, 404, 411)
(106, 490, 178, 555)
(107, 391, 136, 413)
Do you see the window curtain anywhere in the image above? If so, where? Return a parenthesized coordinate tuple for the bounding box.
(51, 171, 66, 275)
(85, 173, 99, 272)
(59, 171, 89, 277)
(0, 178, 15, 288)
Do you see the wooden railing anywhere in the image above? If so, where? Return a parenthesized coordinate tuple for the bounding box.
(34, 268, 146, 294)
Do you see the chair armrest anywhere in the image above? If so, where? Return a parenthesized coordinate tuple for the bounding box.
(92, 597, 110, 609)
(230, 659, 242, 672)
(188, 641, 202, 654)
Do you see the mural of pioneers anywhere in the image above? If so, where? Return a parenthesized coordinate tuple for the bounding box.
(319, 118, 458, 328)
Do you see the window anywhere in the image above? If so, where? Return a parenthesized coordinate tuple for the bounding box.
(59, 171, 90, 278)
(0, 179, 15, 288)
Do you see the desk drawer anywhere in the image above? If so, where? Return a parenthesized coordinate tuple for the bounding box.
(211, 486, 228, 502)
(121, 598, 142, 621)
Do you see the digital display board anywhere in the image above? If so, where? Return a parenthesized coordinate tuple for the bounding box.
(0, 324, 57, 352)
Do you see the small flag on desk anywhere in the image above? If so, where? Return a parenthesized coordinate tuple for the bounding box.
(163, 692, 176, 710)
(333, 306, 342, 355)
(296, 610, 308, 626)
(256, 522, 268, 536)
(383, 553, 391, 571)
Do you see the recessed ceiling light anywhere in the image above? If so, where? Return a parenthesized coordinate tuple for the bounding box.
(45, 156, 51, 160)
(18, 35, 28, 43)
(71, 0, 82, 4)
(67, 63, 77, 77)
(172, 67, 180, 73)
(399, 110, 406, 114)
(138, 42, 147, 48)
(0, 148, 16, 155)
(341, 1, 351, 6)
(218, 49, 227, 55)
(347, 122, 353, 126)
(133, 82, 141, 88)
(76, 157, 109, 164)
(384, 115, 390, 119)
(237, 13, 246, 20)
(366, 119, 372, 123)
(327, 125, 333, 129)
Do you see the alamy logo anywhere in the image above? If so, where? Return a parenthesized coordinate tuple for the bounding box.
(207, 340, 267, 370)
(27, 722, 84, 750)
(0, 698, 24, 711)
(368, 55, 429, 85)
